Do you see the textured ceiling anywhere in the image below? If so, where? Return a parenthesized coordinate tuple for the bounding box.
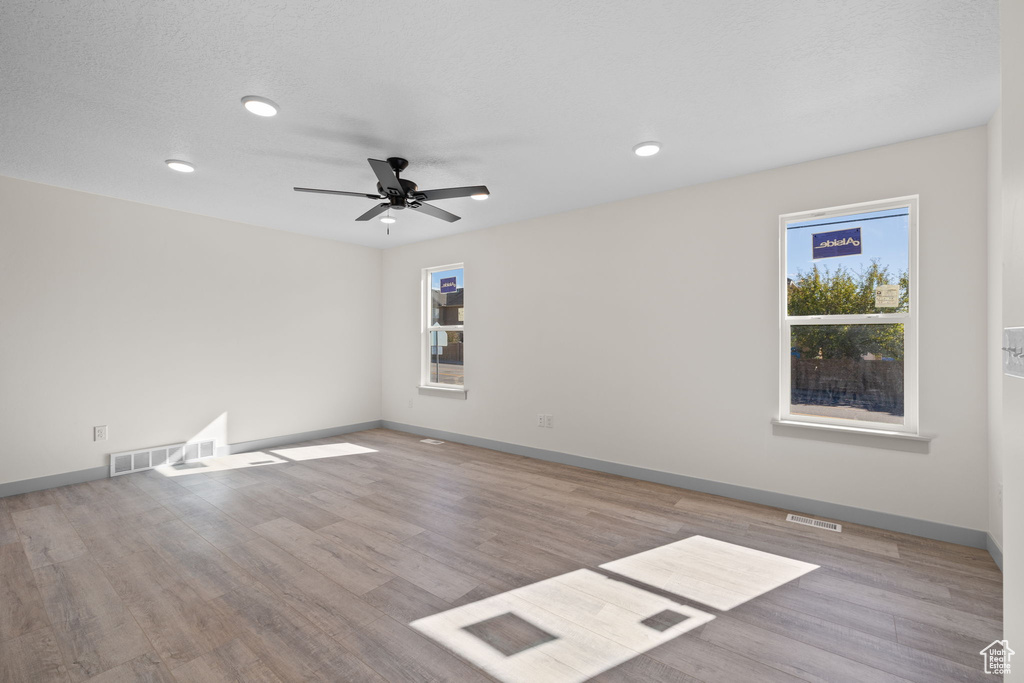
(0, 1, 999, 248)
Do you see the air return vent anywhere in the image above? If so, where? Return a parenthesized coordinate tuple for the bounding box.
(109, 440, 216, 477)
(786, 513, 841, 532)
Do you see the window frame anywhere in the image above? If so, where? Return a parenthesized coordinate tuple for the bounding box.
(421, 263, 465, 390)
(778, 196, 919, 434)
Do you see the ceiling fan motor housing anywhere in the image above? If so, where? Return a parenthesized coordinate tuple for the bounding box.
(378, 177, 419, 203)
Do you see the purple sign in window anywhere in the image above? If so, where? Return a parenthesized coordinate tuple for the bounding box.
(812, 227, 861, 259)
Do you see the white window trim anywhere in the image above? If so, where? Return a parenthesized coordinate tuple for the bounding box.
(778, 196, 919, 435)
(421, 263, 465, 392)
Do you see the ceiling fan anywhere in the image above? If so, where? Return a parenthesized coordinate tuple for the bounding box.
(294, 157, 489, 223)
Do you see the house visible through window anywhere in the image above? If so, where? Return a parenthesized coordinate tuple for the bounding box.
(780, 197, 918, 432)
(424, 264, 464, 387)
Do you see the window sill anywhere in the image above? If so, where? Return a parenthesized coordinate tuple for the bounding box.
(771, 419, 932, 453)
(418, 385, 467, 399)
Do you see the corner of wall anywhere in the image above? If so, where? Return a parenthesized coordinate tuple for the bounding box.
(987, 107, 1004, 551)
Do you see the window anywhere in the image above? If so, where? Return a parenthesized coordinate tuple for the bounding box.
(780, 197, 918, 433)
(423, 264, 465, 389)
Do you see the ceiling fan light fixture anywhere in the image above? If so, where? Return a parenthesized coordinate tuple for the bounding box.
(241, 96, 279, 117)
(380, 215, 396, 224)
(470, 192, 489, 200)
(633, 141, 661, 157)
(165, 159, 195, 173)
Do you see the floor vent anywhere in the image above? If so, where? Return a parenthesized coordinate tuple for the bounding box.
(786, 513, 841, 532)
(420, 439, 445, 445)
(109, 440, 216, 477)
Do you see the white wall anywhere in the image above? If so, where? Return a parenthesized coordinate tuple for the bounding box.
(0, 175, 382, 486)
(382, 127, 990, 531)
(1000, 0, 1024, 661)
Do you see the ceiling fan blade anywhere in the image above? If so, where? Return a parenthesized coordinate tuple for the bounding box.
(355, 203, 391, 221)
(367, 159, 405, 197)
(294, 187, 381, 199)
(415, 185, 489, 201)
(409, 202, 461, 223)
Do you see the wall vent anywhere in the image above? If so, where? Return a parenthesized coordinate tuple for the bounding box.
(109, 440, 216, 477)
(786, 513, 841, 532)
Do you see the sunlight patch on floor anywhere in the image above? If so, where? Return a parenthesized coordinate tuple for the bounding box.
(411, 569, 713, 683)
(266, 442, 378, 461)
(412, 536, 818, 683)
(155, 451, 291, 477)
(600, 535, 819, 611)
(153, 442, 377, 477)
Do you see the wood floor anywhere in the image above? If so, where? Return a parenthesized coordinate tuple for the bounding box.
(0, 428, 1002, 682)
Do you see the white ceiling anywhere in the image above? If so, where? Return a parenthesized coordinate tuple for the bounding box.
(0, 1, 998, 248)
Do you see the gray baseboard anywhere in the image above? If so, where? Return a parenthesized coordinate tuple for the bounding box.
(987, 533, 1004, 571)
(228, 420, 384, 455)
(3, 419, 997, 560)
(0, 465, 109, 499)
(0, 421, 385, 500)
(382, 420, 990, 551)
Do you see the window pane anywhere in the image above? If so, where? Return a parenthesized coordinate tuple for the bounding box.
(428, 330, 464, 386)
(430, 268, 464, 325)
(790, 324, 903, 424)
(786, 208, 909, 316)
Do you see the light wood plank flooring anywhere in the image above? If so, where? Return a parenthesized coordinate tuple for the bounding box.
(0, 428, 1003, 682)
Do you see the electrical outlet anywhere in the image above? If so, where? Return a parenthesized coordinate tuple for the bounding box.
(408, 398, 414, 408)
(93, 425, 108, 441)
(544, 414, 554, 428)
(537, 414, 545, 427)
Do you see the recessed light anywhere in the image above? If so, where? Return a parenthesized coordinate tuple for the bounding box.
(633, 141, 661, 157)
(470, 192, 489, 201)
(380, 215, 396, 224)
(241, 96, 279, 117)
(165, 159, 195, 173)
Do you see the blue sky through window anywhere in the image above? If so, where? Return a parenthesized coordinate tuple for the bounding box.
(786, 208, 908, 280)
(431, 268, 464, 290)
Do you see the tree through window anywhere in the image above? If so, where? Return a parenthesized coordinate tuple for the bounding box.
(780, 198, 918, 431)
